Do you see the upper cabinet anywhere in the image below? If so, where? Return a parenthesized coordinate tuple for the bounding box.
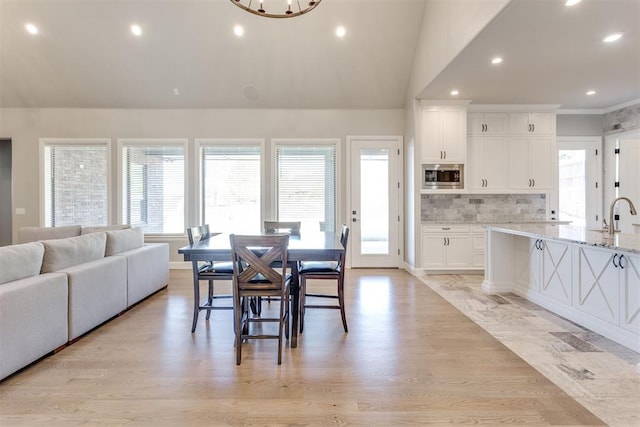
(468, 112, 508, 135)
(509, 136, 555, 190)
(420, 105, 467, 163)
(509, 113, 556, 135)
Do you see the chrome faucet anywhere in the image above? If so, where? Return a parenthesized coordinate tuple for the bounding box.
(608, 197, 638, 234)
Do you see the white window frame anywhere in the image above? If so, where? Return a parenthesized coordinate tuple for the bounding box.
(39, 138, 112, 227)
(116, 138, 189, 236)
(270, 138, 341, 232)
(194, 138, 266, 231)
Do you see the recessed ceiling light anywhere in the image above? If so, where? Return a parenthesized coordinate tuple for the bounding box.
(450, 90, 459, 96)
(173, 88, 181, 96)
(25, 23, 39, 35)
(131, 24, 142, 36)
(234, 25, 244, 37)
(491, 57, 503, 65)
(336, 26, 346, 38)
(602, 32, 622, 43)
(565, 0, 582, 6)
(586, 90, 596, 96)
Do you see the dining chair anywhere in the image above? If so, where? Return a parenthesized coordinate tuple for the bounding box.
(263, 221, 301, 235)
(298, 224, 349, 333)
(229, 234, 291, 365)
(187, 224, 234, 333)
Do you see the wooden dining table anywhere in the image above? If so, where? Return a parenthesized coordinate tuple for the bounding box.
(178, 231, 345, 347)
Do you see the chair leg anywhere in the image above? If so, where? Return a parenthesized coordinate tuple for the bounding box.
(235, 295, 243, 365)
(191, 279, 201, 333)
(338, 279, 348, 333)
(299, 277, 306, 334)
(278, 293, 285, 365)
(205, 280, 214, 320)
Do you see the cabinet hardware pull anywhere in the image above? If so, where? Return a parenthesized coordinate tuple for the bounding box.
(532, 124, 535, 132)
(535, 240, 540, 250)
(619, 254, 625, 269)
(446, 237, 450, 246)
(539, 240, 544, 250)
(532, 178, 535, 187)
(443, 237, 447, 246)
(613, 253, 619, 268)
(442, 227, 450, 230)
(443, 151, 446, 159)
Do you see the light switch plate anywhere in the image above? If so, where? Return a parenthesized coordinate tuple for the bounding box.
(15, 208, 25, 215)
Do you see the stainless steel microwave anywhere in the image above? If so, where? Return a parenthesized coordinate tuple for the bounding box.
(422, 164, 464, 190)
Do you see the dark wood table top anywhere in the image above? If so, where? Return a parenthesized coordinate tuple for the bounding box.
(178, 231, 344, 262)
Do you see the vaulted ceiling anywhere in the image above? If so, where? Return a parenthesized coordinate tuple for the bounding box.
(1, 0, 638, 111)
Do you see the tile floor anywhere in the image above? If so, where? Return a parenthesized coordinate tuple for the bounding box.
(420, 274, 640, 427)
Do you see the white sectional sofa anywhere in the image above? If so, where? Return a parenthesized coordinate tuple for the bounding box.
(0, 226, 169, 381)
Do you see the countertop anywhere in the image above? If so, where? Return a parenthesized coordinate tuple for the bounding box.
(421, 220, 570, 225)
(485, 223, 640, 254)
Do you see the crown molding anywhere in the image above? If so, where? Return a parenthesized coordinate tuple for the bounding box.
(466, 104, 561, 112)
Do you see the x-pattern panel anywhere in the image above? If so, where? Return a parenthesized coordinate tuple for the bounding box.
(624, 256, 640, 326)
(578, 248, 616, 318)
(542, 242, 569, 300)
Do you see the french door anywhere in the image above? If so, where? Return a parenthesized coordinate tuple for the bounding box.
(347, 136, 401, 268)
(556, 137, 602, 229)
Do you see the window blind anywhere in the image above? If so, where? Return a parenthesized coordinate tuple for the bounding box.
(44, 144, 108, 227)
(122, 145, 184, 234)
(275, 145, 336, 232)
(201, 145, 261, 233)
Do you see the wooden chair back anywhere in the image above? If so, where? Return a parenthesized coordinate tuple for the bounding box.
(263, 221, 301, 235)
(187, 224, 211, 245)
(230, 234, 290, 295)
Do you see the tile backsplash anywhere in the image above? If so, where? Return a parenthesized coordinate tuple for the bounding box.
(604, 103, 640, 135)
(421, 193, 547, 223)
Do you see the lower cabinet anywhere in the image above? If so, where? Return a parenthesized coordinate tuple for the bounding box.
(576, 246, 640, 334)
(514, 237, 571, 306)
(421, 224, 473, 270)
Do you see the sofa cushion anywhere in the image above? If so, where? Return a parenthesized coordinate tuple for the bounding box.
(105, 227, 144, 256)
(0, 242, 45, 285)
(81, 224, 130, 235)
(17, 225, 82, 244)
(41, 232, 107, 273)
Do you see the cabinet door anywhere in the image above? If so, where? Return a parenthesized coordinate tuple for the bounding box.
(468, 113, 486, 134)
(509, 113, 532, 135)
(421, 110, 443, 162)
(441, 110, 466, 162)
(620, 253, 640, 334)
(482, 137, 509, 190)
(575, 246, 620, 325)
(468, 112, 507, 135)
(540, 239, 572, 305)
(530, 113, 555, 135)
(445, 234, 472, 268)
(468, 136, 508, 190)
(422, 234, 447, 268)
(483, 113, 508, 135)
(509, 137, 531, 189)
(509, 137, 555, 190)
(528, 137, 555, 189)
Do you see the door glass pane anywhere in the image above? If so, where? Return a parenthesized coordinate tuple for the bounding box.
(558, 149, 586, 226)
(360, 148, 389, 254)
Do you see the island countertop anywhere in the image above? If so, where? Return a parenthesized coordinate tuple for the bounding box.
(485, 223, 640, 254)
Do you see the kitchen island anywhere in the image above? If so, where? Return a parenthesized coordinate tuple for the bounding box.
(483, 223, 640, 353)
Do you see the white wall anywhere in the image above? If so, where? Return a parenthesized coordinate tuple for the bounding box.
(0, 107, 403, 260)
(403, 0, 510, 271)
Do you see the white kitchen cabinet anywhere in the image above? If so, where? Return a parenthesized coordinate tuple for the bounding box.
(468, 112, 508, 135)
(576, 246, 640, 333)
(575, 246, 621, 326)
(513, 237, 571, 306)
(471, 226, 485, 268)
(509, 113, 556, 135)
(421, 225, 472, 269)
(468, 136, 509, 190)
(420, 108, 466, 163)
(509, 136, 555, 190)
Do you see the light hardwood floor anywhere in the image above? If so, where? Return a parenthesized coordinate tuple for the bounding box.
(0, 269, 604, 426)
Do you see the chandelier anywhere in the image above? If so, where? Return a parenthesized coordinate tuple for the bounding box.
(230, 0, 322, 19)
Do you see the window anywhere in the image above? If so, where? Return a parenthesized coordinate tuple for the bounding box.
(42, 139, 110, 227)
(199, 141, 262, 233)
(274, 141, 338, 232)
(120, 139, 186, 234)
